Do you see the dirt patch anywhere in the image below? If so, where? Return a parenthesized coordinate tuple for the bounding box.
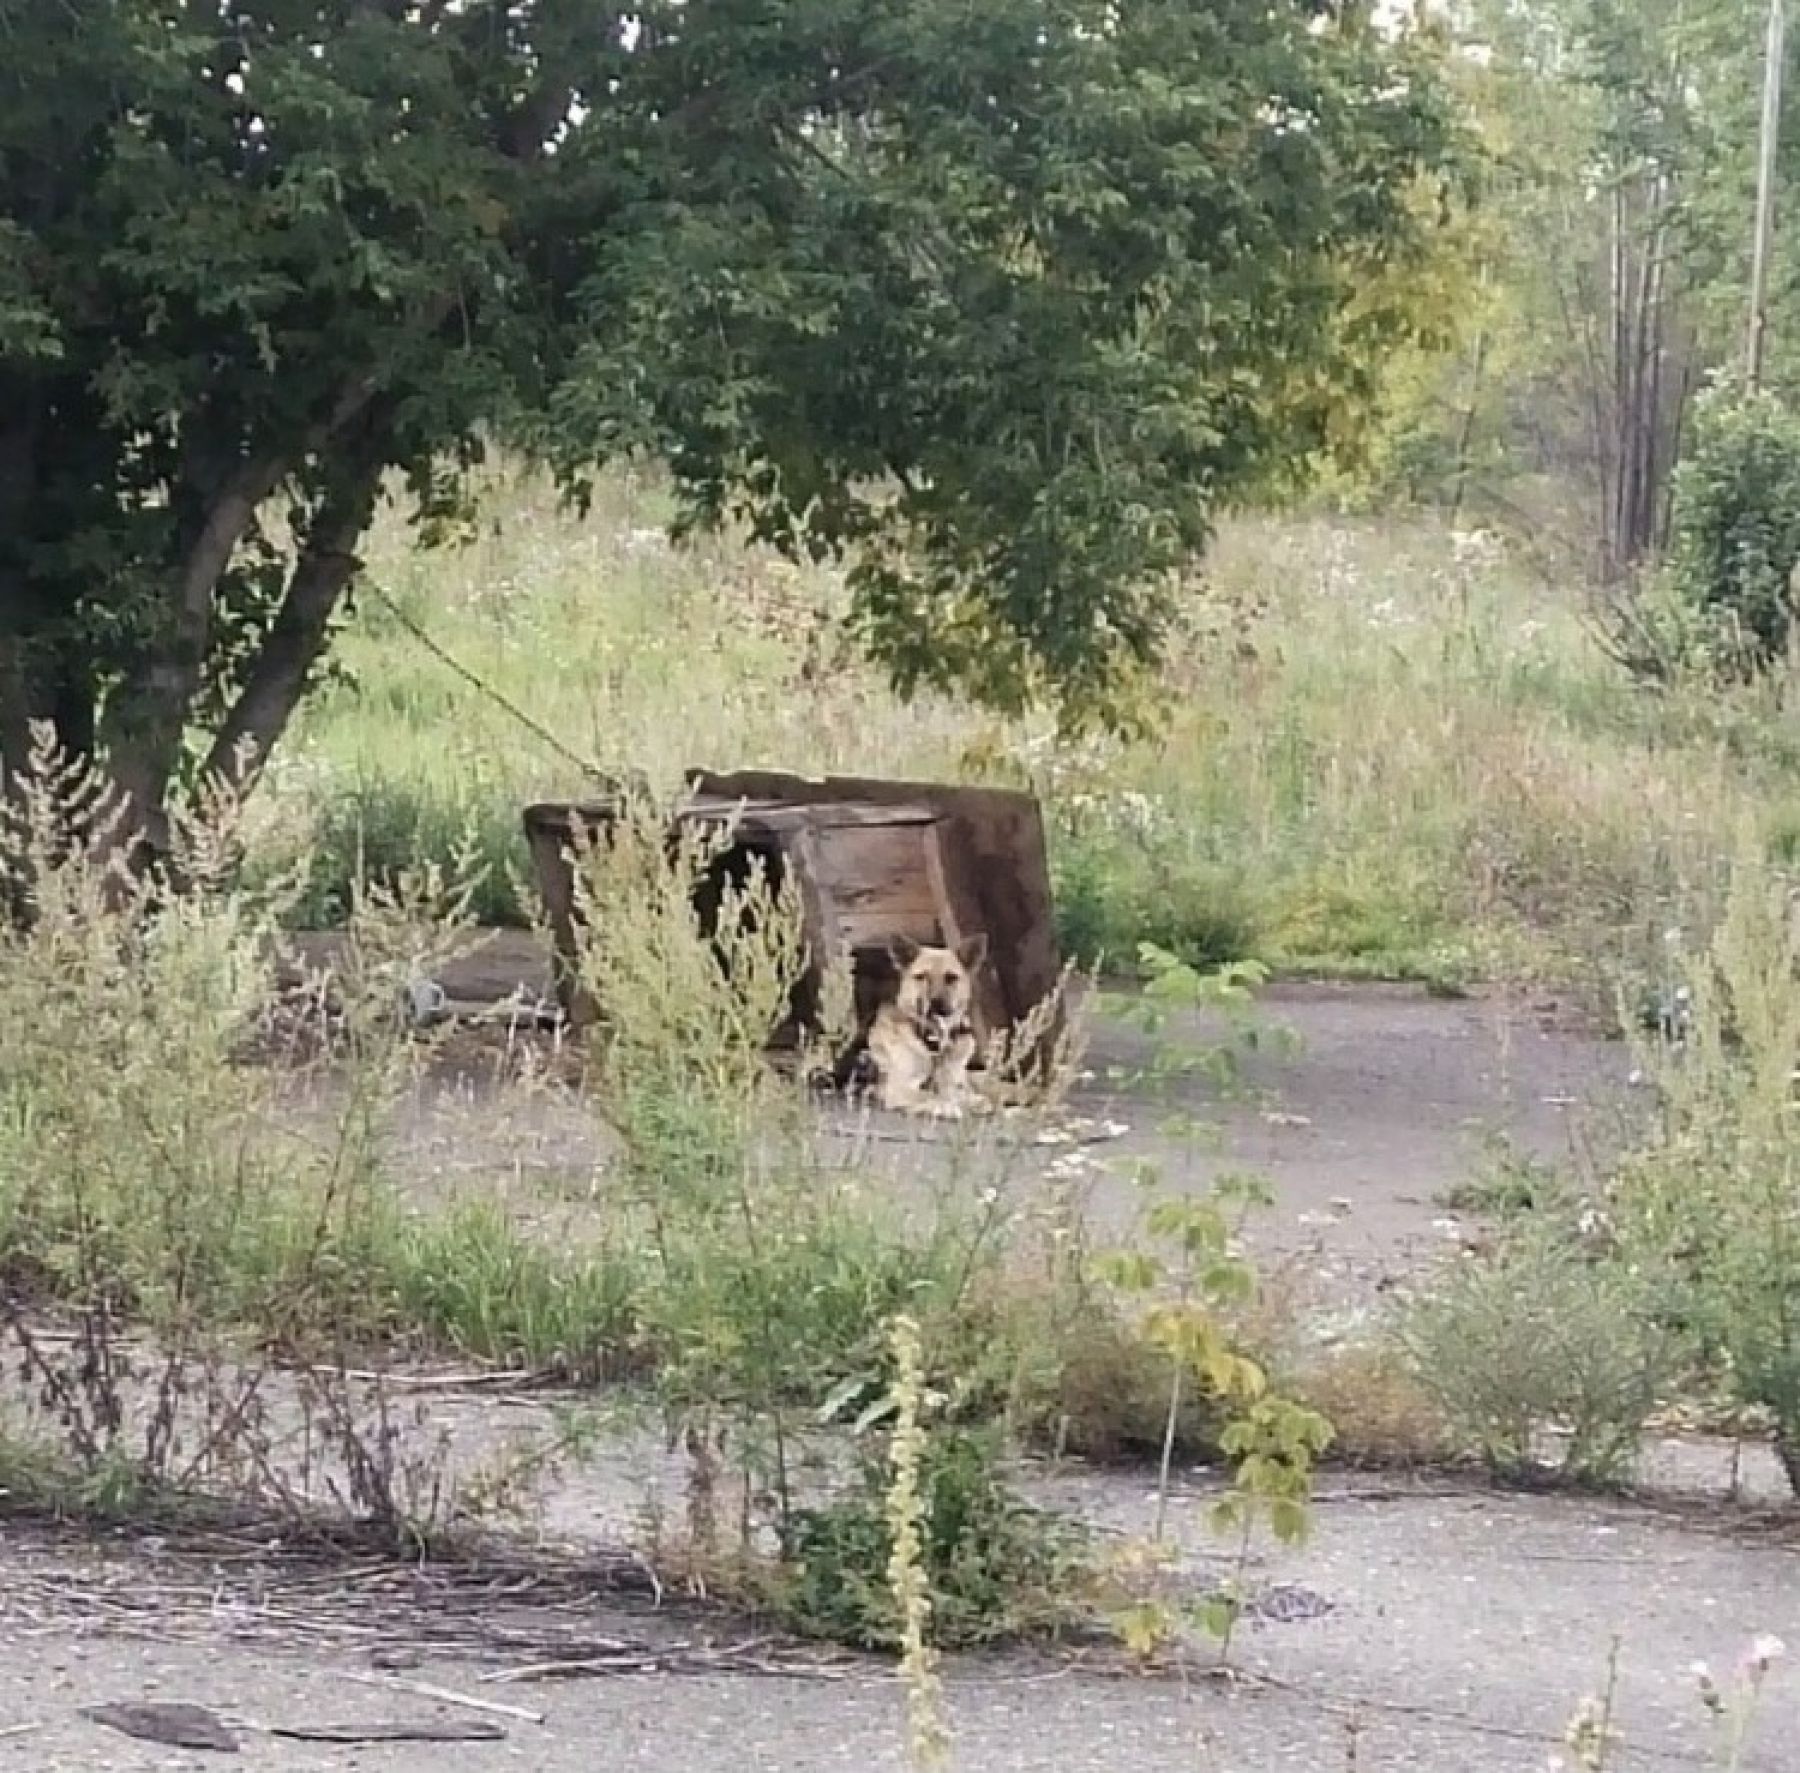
(1073, 979, 1633, 1294)
(302, 943, 1635, 1315)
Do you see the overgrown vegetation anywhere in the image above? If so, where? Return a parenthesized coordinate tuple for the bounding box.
(1373, 835, 1800, 1499)
(0, 733, 645, 1529)
(1605, 836, 1800, 1494)
(0, 736, 1328, 1655)
(0, 739, 643, 1383)
(247, 480, 1800, 1014)
(1606, 381, 1800, 682)
(11, 2, 1800, 1755)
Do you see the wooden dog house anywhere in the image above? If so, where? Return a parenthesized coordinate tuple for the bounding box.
(523, 768, 1061, 1062)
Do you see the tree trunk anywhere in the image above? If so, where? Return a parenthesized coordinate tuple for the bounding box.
(199, 453, 387, 800)
(1446, 312, 1490, 530)
(1776, 1426, 1800, 1500)
(0, 628, 30, 804)
(94, 445, 297, 862)
(0, 393, 44, 800)
(94, 372, 397, 860)
(1589, 169, 1688, 578)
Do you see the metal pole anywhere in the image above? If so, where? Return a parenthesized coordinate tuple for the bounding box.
(1748, 0, 1786, 390)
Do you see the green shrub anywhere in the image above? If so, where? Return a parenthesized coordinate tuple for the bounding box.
(1398, 1223, 1677, 1485)
(1659, 380, 1800, 674)
(1051, 833, 1261, 973)
(779, 1427, 1086, 1649)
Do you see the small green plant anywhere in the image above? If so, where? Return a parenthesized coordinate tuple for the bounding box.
(1197, 1394, 1336, 1660)
(1439, 1134, 1569, 1219)
(780, 1424, 1085, 1651)
(1397, 1222, 1677, 1486)
(1102, 945, 1295, 1105)
(1098, 1181, 1274, 1535)
(885, 1314, 948, 1769)
(1094, 1174, 1332, 1659)
(1132, 944, 1271, 1032)
(1074, 951, 1330, 1661)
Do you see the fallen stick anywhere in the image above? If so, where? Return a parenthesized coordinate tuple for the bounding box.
(308, 1366, 537, 1391)
(476, 1638, 637, 1682)
(480, 1656, 660, 1684)
(342, 1672, 545, 1726)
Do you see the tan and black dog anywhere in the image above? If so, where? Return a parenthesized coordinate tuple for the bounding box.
(865, 933, 988, 1117)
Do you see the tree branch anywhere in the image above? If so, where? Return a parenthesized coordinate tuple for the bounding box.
(177, 366, 394, 635)
(198, 455, 387, 800)
(100, 303, 454, 845)
(499, 0, 592, 161)
(505, 79, 577, 160)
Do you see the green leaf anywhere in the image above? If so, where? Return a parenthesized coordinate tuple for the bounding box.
(1193, 1594, 1241, 1642)
(1268, 1496, 1311, 1545)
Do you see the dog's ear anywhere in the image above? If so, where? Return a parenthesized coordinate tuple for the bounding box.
(887, 934, 922, 971)
(954, 933, 989, 973)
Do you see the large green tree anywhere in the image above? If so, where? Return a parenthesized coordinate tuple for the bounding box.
(0, 0, 1462, 846)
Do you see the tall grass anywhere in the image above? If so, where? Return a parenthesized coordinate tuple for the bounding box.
(0, 740, 643, 1380)
(1, 730, 1336, 1653)
(255, 468, 1800, 1001)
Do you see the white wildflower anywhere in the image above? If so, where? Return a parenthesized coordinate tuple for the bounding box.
(1748, 1633, 1786, 1674)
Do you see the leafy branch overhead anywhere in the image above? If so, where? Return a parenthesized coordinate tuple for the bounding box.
(0, 0, 1465, 825)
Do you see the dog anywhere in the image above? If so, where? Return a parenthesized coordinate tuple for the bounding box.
(865, 933, 988, 1117)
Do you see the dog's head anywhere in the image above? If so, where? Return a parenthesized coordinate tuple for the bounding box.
(887, 933, 987, 1033)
